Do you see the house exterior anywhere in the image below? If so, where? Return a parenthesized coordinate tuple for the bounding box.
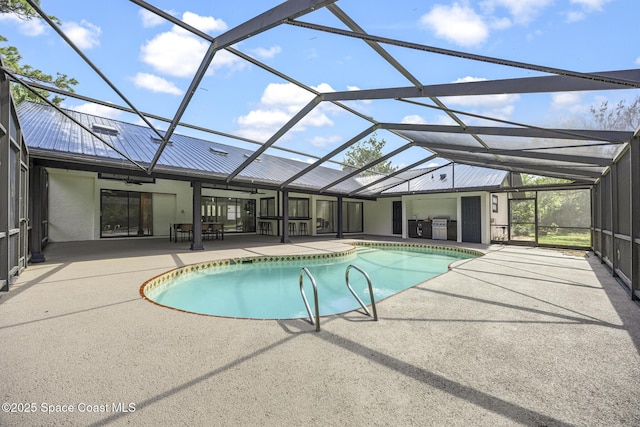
(17, 101, 510, 251)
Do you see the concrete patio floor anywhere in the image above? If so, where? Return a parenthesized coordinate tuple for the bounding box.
(1, 235, 639, 426)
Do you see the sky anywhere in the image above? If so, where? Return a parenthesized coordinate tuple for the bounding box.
(1, 0, 639, 170)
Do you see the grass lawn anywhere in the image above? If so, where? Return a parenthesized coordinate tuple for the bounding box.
(538, 232, 591, 248)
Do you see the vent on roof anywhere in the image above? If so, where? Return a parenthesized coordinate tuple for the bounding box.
(210, 147, 229, 156)
(243, 153, 262, 162)
(440, 173, 447, 181)
(92, 123, 118, 135)
(151, 136, 173, 146)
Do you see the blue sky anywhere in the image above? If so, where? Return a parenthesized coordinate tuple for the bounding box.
(1, 0, 639, 169)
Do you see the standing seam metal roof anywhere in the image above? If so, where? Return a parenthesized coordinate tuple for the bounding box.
(18, 101, 510, 196)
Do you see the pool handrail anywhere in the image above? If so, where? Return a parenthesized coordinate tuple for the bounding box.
(345, 264, 378, 321)
(299, 267, 320, 332)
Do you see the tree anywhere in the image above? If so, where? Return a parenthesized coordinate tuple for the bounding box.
(342, 133, 398, 176)
(588, 96, 640, 131)
(0, 0, 78, 105)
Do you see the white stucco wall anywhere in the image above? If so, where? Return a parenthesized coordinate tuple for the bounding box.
(47, 169, 196, 242)
(46, 167, 495, 244)
(390, 192, 493, 244)
(48, 169, 96, 242)
(363, 198, 399, 236)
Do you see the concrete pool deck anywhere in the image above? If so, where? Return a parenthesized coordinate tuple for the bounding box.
(1, 235, 639, 426)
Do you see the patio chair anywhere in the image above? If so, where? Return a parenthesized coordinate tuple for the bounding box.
(175, 223, 192, 242)
(211, 223, 224, 240)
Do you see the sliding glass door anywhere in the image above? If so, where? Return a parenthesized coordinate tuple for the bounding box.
(101, 190, 153, 237)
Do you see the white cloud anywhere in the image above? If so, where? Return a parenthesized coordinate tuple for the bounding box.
(69, 102, 123, 119)
(131, 72, 183, 95)
(636, 57, 640, 65)
(442, 76, 520, 108)
(61, 20, 101, 50)
(551, 92, 582, 109)
(0, 13, 46, 36)
(237, 109, 292, 129)
(570, 0, 612, 11)
(249, 45, 282, 59)
(181, 11, 227, 33)
(140, 12, 246, 78)
(139, 8, 169, 28)
(308, 135, 343, 148)
(141, 31, 208, 77)
(401, 115, 428, 125)
(565, 0, 612, 22)
(566, 10, 586, 22)
(261, 82, 316, 109)
(489, 16, 512, 30)
(481, 0, 554, 25)
(419, 3, 489, 47)
(236, 82, 337, 141)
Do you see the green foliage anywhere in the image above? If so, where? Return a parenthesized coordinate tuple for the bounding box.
(342, 133, 398, 176)
(521, 174, 571, 186)
(538, 189, 590, 228)
(0, 1, 76, 105)
(0, 0, 39, 19)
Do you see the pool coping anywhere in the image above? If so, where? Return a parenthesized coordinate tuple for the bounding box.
(139, 242, 484, 319)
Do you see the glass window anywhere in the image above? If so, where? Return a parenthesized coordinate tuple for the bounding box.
(260, 197, 276, 217)
(492, 194, 499, 213)
(316, 200, 336, 234)
(288, 198, 309, 218)
(201, 197, 256, 233)
(315, 200, 363, 233)
(344, 201, 363, 233)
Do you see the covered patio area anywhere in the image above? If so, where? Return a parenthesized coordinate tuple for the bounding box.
(1, 237, 638, 426)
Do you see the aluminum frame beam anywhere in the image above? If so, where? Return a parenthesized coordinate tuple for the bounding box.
(226, 96, 322, 183)
(146, 0, 336, 173)
(413, 141, 614, 166)
(280, 125, 380, 188)
(431, 151, 602, 180)
(320, 68, 640, 102)
(388, 123, 632, 143)
(25, 0, 165, 143)
(319, 142, 416, 192)
(288, 19, 640, 89)
(348, 154, 438, 196)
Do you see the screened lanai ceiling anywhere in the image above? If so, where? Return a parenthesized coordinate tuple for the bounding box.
(4, 0, 640, 196)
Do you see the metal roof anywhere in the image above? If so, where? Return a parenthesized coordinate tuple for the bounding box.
(17, 101, 509, 196)
(6, 0, 640, 197)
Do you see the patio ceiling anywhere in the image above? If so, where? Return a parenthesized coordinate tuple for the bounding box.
(7, 0, 640, 196)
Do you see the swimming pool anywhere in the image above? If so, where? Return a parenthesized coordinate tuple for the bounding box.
(141, 243, 480, 319)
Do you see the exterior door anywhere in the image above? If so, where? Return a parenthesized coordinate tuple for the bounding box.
(392, 201, 402, 234)
(461, 196, 481, 243)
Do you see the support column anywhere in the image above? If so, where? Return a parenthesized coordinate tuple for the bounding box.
(610, 163, 618, 276)
(336, 196, 344, 239)
(631, 137, 639, 300)
(0, 72, 9, 291)
(29, 164, 45, 263)
(190, 181, 204, 251)
(281, 190, 290, 243)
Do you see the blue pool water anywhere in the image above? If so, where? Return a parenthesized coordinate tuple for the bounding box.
(149, 246, 476, 319)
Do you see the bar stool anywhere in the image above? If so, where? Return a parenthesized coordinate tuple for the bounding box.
(288, 222, 296, 235)
(299, 222, 308, 236)
(258, 221, 266, 235)
(265, 221, 272, 235)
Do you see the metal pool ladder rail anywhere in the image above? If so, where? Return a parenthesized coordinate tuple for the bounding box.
(345, 265, 378, 321)
(299, 267, 320, 332)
